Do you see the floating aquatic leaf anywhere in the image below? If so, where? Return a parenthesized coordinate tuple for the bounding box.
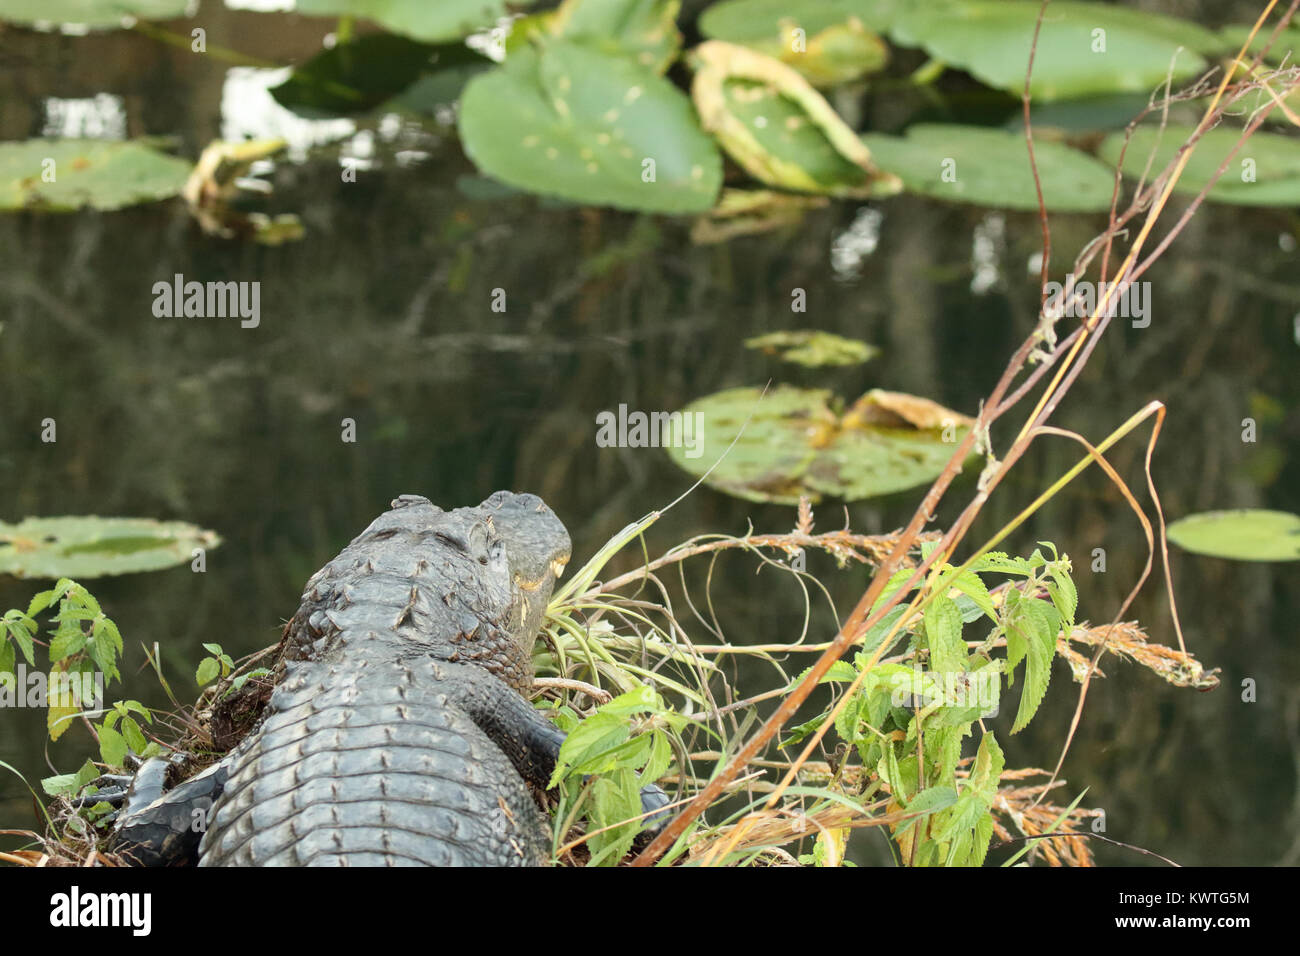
(666, 385, 973, 504)
(294, 0, 533, 43)
(745, 330, 879, 367)
(271, 35, 466, 116)
(1167, 510, 1300, 562)
(459, 40, 721, 213)
(0, 0, 188, 28)
(888, 1, 1217, 101)
(1218, 22, 1300, 66)
(0, 139, 191, 212)
(861, 124, 1117, 212)
(690, 40, 900, 197)
(1098, 124, 1300, 207)
(691, 188, 827, 244)
(182, 139, 303, 243)
(698, 0, 889, 86)
(0, 517, 221, 579)
(548, 0, 683, 74)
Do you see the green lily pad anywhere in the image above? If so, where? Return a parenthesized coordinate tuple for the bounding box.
(294, 0, 533, 42)
(0, 139, 192, 212)
(1167, 510, 1300, 562)
(1098, 124, 1300, 206)
(690, 40, 900, 197)
(0, 0, 188, 29)
(698, 0, 889, 86)
(549, 0, 683, 74)
(745, 330, 879, 367)
(459, 40, 721, 213)
(889, 1, 1217, 101)
(270, 35, 456, 116)
(666, 385, 973, 504)
(0, 517, 221, 579)
(1218, 22, 1300, 66)
(861, 124, 1117, 212)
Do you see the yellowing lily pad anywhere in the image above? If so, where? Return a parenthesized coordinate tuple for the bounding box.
(699, 0, 889, 87)
(689, 40, 901, 198)
(666, 385, 973, 504)
(1098, 124, 1300, 207)
(691, 188, 828, 243)
(861, 124, 1118, 212)
(0, 516, 221, 578)
(745, 330, 879, 367)
(0, 139, 192, 212)
(1167, 510, 1300, 562)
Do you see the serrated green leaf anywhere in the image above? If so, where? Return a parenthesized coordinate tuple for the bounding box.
(896, 785, 959, 834)
(834, 692, 864, 744)
(1011, 618, 1053, 734)
(948, 569, 997, 622)
(924, 594, 968, 674)
(195, 656, 220, 687)
(641, 729, 673, 784)
(98, 724, 127, 767)
(121, 716, 148, 755)
(551, 711, 630, 785)
(818, 660, 859, 683)
(41, 773, 81, 797)
(1047, 567, 1078, 627)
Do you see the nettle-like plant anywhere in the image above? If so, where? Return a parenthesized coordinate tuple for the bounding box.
(0, 579, 165, 771)
(801, 543, 1080, 866)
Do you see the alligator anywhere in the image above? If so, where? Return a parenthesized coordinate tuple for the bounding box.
(107, 492, 668, 866)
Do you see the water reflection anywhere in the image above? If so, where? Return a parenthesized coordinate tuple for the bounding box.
(0, 2, 1297, 867)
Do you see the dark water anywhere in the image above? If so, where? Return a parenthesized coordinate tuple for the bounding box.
(1, 3, 1297, 866)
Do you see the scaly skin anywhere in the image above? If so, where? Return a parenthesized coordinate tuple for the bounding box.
(196, 491, 573, 866)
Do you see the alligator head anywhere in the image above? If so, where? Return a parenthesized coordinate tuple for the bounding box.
(290, 492, 571, 689)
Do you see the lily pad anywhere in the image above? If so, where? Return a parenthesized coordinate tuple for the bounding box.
(1098, 124, 1300, 206)
(691, 188, 827, 243)
(666, 385, 973, 504)
(0, 0, 188, 29)
(270, 35, 460, 116)
(548, 0, 683, 74)
(745, 330, 878, 366)
(0, 516, 221, 579)
(0, 139, 192, 212)
(459, 40, 721, 213)
(690, 40, 900, 197)
(1167, 510, 1300, 562)
(861, 124, 1117, 212)
(294, 0, 533, 43)
(698, 0, 889, 86)
(1218, 23, 1300, 66)
(888, 1, 1217, 101)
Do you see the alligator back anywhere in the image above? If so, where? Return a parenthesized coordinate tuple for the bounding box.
(197, 492, 571, 867)
(198, 655, 549, 866)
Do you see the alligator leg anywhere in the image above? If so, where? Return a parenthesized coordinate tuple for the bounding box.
(439, 663, 673, 835)
(106, 757, 232, 866)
